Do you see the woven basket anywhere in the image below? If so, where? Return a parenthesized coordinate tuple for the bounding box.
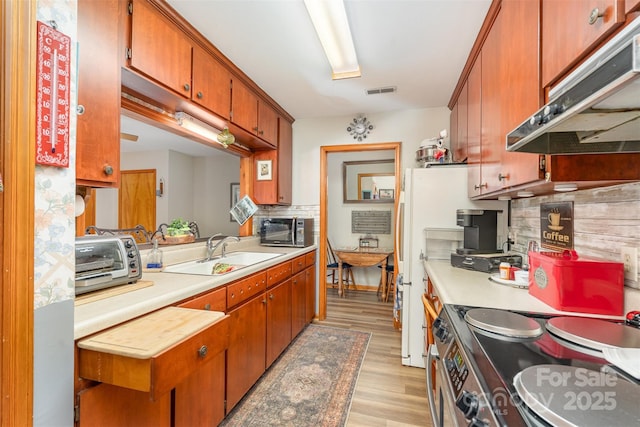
(155, 234, 196, 245)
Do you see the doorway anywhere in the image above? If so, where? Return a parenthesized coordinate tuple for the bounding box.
(318, 142, 401, 321)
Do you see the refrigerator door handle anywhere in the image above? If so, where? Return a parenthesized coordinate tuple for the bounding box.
(395, 190, 405, 274)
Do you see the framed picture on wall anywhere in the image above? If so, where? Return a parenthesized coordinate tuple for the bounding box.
(379, 189, 394, 199)
(256, 160, 272, 181)
(230, 182, 240, 221)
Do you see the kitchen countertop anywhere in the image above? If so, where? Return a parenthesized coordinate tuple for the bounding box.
(425, 259, 640, 320)
(74, 239, 316, 340)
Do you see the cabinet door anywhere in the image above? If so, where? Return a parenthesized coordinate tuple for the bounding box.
(498, 0, 543, 188)
(257, 100, 279, 146)
(226, 294, 266, 412)
(253, 149, 278, 205)
(76, 0, 120, 187)
(77, 383, 171, 427)
(291, 270, 306, 338)
(277, 118, 293, 205)
(174, 351, 225, 427)
(231, 79, 258, 134)
(266, 279, 292, 368)
(129, 0, 192, 97)
(192, 46, 231, 119)
(467, 56, 482, 197)
(541, 0, 625, 88)
(305, 265, 316, 324)
(479, 10, 504, 194)
(455, 82, 468, 163)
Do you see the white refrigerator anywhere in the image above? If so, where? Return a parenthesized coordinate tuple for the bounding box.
(397, 165, 507, 368)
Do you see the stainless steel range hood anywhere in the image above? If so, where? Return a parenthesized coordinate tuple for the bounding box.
(507, 16, 640, 155)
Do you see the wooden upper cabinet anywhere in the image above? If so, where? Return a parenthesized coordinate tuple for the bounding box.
(541, 0, 625, 88)
(456, 81, 468, 163)
(231, 78, 259, 135)
(231, 79, 279, 146)
(258, 100, 279, 146)
(253, 117, 293, 205)
(192, 46, 231, 120)
(76, 0, 121, 187)
(496, 0, 543, 188)
(128, 0, 193, 97)
(467, 55, 482, 197)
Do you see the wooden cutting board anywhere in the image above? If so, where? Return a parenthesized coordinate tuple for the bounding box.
(74, 280, 154, 306)
(77, 306, 226, 358)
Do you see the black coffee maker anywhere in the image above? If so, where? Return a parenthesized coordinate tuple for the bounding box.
(455, 209, 501, 254)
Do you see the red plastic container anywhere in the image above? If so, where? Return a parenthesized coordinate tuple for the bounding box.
(528, 250, 624, 315)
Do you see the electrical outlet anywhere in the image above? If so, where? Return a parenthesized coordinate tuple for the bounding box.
(621, 247, 638, 283)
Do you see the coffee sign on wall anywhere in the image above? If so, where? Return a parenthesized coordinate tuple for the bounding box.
(540, 201, 574, 251)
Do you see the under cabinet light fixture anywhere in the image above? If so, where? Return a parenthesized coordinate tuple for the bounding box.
(516, 191, 535, 198)
(304, 0, 361, 80)
(554, 183, 578, 192)
(174, 112, 233, 148)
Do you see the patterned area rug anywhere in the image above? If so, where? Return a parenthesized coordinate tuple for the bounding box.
(220, 324, 371, 426)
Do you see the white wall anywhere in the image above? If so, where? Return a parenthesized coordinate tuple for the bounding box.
(291, 107, 451, 206)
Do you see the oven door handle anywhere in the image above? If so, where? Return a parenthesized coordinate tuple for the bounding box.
(426, 344, 441, 427)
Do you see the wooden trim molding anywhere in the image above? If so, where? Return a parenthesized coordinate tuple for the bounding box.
(319, 142, 401, 321)
(1, 0, 36, 425)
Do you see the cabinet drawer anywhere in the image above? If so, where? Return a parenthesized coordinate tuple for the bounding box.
(178, 287, 226, 312)
(227, 271, 267, 308)
(305, 251, 316, 268)
(267, 261, 293, 287)
(77, 307, 229, 400)
(292, 255, 306, 274)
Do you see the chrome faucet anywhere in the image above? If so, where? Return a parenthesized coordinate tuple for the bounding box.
(205, 234, 240, 261)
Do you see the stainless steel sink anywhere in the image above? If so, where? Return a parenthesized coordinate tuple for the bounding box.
(163, 251, 284, 276)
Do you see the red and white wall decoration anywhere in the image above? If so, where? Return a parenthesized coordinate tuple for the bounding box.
(35, 21, 71, 168)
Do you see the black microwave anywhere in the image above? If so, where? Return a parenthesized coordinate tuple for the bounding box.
(260, 217, 314, 247)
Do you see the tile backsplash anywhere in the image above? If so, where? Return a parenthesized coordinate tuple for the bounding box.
(509, 182, 640, 289)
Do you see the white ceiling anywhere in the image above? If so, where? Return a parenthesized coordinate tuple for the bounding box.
(122, 0, 491, 154)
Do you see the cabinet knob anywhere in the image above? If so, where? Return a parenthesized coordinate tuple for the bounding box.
(588, 8, 604, 25)
(197, 345, 208, 358)
(103, 165, 114, 176)
(474, 183, 487, 190)
(498, 173, 510, 181)
(197, 91, 203, 99)
(269, 293, 274, 300)
(204, 303, 211, 311)
(252, 126, 259, 132)
(258, 130, 264, 136)
(183, 83, 191, 91)
(77, 105, 85, 115)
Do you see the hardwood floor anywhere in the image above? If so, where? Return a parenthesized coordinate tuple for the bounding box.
(315, 288, 431, 426)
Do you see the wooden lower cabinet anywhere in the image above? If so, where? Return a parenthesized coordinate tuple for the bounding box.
(77, 383, 171, 427)
(305, 264, 316, 324)
(266, 279, 293, 367)
(174, 351, 226, 426)
(226, 294, 267, 412)
(291, 270, 307, 338)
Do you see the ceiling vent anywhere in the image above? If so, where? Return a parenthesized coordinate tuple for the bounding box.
(366, 86, 397, 95)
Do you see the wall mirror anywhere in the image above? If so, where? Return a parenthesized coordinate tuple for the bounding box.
(343, 159, 395, 203)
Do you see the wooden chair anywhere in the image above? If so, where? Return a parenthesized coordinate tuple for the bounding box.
(422, 292, 440, 392)
(326, 240, 356, 293)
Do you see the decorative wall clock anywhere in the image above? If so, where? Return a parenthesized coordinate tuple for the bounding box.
(347, 116, 373, 141)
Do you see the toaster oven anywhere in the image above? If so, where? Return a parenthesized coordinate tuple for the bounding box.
(75, 235, 142, 295)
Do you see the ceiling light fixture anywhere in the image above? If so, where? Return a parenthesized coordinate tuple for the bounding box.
(554, 183, 578, 192)
(304, 0, 361, 80)
(174, 112, 234, 148)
